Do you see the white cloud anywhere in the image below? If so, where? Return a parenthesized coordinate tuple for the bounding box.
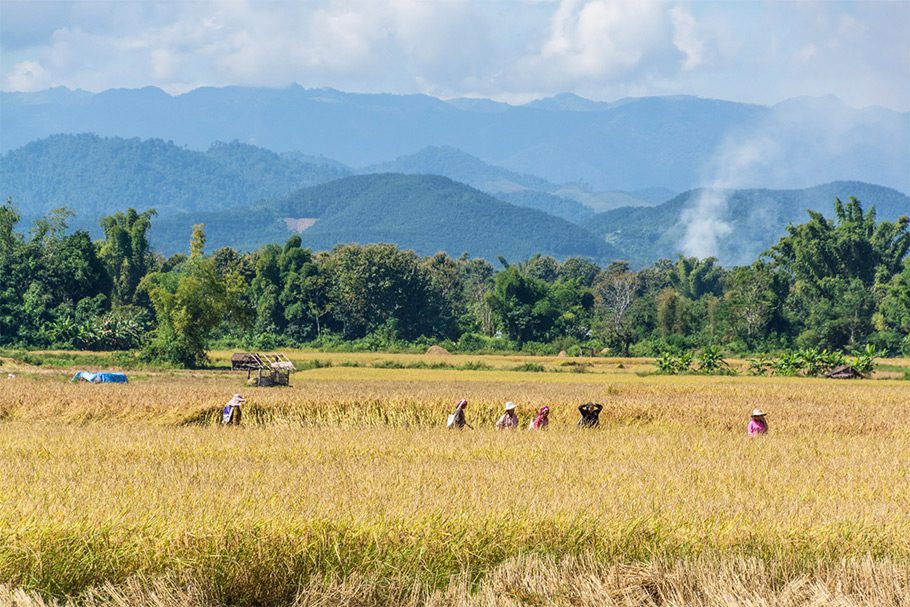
(3, 60, 50, 91)
(670, 5, 709, 71)
(527, 0, 681, 83)
(0, 0, 906, 110)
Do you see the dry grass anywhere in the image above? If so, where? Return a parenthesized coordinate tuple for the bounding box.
(0, 362, 908, 606)
(4, 555, 908, 607)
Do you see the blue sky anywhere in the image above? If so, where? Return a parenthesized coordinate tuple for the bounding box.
(1, 0, 908, 110)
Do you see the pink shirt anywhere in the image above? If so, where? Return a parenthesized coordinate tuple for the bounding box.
(748, 419, 768, 436)
(496, 412, 519, 429)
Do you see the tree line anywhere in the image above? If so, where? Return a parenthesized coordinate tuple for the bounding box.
(1, 197, 907, 367)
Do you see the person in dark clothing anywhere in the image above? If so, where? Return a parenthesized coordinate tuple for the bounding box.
(577, 402, 603, 427)
(448, 399, 472, 429)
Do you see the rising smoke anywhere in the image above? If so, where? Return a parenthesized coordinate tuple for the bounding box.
(678, 97, 909, 263)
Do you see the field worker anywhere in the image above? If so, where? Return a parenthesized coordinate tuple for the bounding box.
(577, 402, 603, 427)
(447, 399, 473, 429)
(748, 408, 768, 436)
(495, 401, 519, 430)
(530, 405, 550, 430)
(222, 394, 245, 426)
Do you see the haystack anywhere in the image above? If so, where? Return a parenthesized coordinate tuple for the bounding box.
(557, 350, 569, 358)
(425, 345, 452, 356)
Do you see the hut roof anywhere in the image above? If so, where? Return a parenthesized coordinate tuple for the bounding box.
(825, 364, 864, 379)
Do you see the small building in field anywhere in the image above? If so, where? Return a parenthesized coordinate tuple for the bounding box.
(825, 364, 864, 379)
(231, 352, 296, 386)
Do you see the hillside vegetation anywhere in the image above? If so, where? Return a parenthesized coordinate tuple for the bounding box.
(586, 181, 910, 266)
(153, 174, 621, 261)
(0, 134, 350, 219)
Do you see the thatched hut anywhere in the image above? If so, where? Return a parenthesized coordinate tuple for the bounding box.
(825, 364, 864, 379)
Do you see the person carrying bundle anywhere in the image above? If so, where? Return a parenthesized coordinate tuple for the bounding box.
(495, 401, 519, 430)
(222, 394, 245, 425)
(577, 402, 603, 427)
(447, 399, 473, 429)
(529, 405, 550, 430)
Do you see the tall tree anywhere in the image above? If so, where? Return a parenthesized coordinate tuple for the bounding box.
(487, 266, 558, 344)
(593, 265, 638, 354)
(99, 209, 157, 307)
(140, 258, 245, 367)
(189, 224, 206, 259)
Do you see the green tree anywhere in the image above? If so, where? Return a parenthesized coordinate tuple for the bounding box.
(874, 258, 910, 354)
(323, 243, 443, 340)
(671, 256, 724, 299)
(140, 258, 245, 367)
(487, 266, 559, 344)
(99, 208, 157, 307)
(190, 224, 206, 259)
(770, 198, 909, 348)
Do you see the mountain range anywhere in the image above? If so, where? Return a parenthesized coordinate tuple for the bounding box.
(1, 92, 907, 267)
(3, 86, 907, 193)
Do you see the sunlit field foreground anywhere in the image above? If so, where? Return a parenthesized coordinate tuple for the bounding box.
(1, 361, 908, 606)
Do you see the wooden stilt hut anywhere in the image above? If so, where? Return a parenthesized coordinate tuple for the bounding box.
(231, 352, 296, 386)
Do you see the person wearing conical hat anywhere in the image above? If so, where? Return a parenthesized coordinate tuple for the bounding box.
(495, 401, 519, 430)
(222, 394, 245, 426)
(747, 408, 768, 436)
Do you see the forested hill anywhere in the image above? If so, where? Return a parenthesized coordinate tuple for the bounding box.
(584, 182, 910, 267)
(153, 173, 623, 262)
(362, 146, 655, 219)
(0, 134, 351, 218)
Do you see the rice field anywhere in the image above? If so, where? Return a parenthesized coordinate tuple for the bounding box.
(0, 353, 908, 606)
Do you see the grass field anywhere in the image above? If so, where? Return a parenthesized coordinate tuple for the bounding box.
(0, 352, 908, 606)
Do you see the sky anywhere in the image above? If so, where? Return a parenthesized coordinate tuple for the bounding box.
(1, 0, 908, 111)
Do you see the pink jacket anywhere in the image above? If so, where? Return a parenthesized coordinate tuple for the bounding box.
(532, 406, 550, 430)
(748, 419, 768, 436)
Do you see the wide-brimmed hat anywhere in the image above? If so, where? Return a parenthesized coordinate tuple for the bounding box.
(505, 401, 516, 411)
(751, 408, 767, 417)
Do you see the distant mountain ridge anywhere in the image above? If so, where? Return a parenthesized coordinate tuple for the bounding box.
(363, 146, 666, 218)
(3, 86, 907, 192)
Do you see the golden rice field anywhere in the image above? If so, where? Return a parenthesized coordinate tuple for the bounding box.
(0, 352, 908, 606)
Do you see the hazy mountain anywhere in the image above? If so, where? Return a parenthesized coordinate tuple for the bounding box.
(0, 134, 351, 220)
(585, 181, 910, 267)
(3, 86, 906, 192)
(495, 190, 594, 224)
(365, 145, 556, 193)
(363, 145, 664, 218)
(153, 174, 623, 262)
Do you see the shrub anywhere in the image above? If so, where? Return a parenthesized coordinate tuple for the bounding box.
(696, 346, 728, 374)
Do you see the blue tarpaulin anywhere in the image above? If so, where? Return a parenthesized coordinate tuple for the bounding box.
(71, 371, 129, 383)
